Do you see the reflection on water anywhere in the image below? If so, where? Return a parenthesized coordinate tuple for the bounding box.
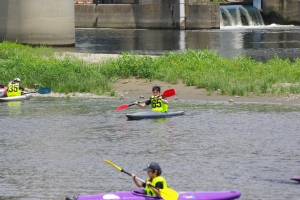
(54, 25, 300, 61)
(7, 101, 22, 116)
(0, 98, 300, 199)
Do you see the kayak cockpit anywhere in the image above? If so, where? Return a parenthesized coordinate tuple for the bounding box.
(132, 190, 163, 199)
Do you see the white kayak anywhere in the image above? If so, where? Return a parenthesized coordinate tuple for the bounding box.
(0, 93, 32, 102)
(126, 110, 185, 120)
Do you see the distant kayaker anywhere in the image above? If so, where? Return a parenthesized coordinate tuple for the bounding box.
(6, 78, 28, 97)
(134, 86, 168, 112)
(131, 162, 168, 197)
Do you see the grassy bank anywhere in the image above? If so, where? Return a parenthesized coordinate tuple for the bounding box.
(1, 41, 300, 96)
(0, 41, 111, 94)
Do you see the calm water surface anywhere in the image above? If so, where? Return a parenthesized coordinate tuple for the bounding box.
(1, 98, 300, 199)
(66, 25, 300, 62)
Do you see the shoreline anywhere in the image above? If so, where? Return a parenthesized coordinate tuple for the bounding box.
(112, 77, 300, 105)
(41, 52, 300, 105)
(30, 77, 300, 105)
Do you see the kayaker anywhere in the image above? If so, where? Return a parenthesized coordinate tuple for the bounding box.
(134, 86, 168, 112)
(6, 78, 28, 97)
(131, 162, 168, 197)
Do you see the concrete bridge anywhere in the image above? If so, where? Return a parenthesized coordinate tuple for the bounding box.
(0, 0, 299, 46)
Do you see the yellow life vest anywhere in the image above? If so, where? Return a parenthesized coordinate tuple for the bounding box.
(151, 95, 168, 112)
(7, 82, 21, 97)
(145, 176, 168, 197)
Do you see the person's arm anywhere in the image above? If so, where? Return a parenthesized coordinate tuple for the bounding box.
(132, 174, 143, 187)
(155, 95, 168, 104)
(135, 102, 147, 108)
(19, 85, 29, 92)
(160, 96, 168, 104)
(135, 99, 150, 108)
(146, 181, 163, 196)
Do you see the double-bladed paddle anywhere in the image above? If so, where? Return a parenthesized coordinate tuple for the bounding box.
(25, 87, 52, 94)
(115, 88, 175, 112)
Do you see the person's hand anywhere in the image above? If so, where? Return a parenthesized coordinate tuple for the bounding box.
(134, 101, 139, 105)
(146, 181, 152, 186)
(155, 95, 161, 100)
(132, 174, 136, 180)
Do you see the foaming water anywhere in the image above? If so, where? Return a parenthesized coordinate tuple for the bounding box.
(0, 98, 299, 199)
(220, 24, 296, 29)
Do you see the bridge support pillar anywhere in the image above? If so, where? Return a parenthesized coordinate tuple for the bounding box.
(0, 0, 75, 46)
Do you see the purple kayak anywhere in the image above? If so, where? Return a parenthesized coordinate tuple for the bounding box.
(291, 177, 300, 182)
(70, 190, 241, 200)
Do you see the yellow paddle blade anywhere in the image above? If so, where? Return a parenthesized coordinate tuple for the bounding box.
(104, 159, 122, 171)
(160, 187, 179, 200)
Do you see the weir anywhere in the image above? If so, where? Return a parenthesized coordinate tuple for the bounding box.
(220, 5, 264, 27)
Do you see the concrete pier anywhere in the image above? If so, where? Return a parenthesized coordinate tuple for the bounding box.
(0, 0, 75, 46)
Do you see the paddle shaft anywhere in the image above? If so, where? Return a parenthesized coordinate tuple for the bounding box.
(24, 92, 39, 94)
(127, 100, 146, 108)
(120, 169, 145, 183)
(128, 93, 170, 107)
(27, 87, 51, 94)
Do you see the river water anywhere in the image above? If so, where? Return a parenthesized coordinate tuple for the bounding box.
(1, 98, 299, 199)
(70, 25, 300, 62)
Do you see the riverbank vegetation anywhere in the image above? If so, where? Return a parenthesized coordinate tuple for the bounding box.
(1, 41, 300, 97)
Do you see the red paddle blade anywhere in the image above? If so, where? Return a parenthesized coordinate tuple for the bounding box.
(162, 88, 176, 97)
(115, 104, 129, 112)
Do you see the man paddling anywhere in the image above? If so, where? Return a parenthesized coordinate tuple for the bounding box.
(134, 86, 168, 112)
(6, 78, 28, 97)
(132, 162, 168, 197)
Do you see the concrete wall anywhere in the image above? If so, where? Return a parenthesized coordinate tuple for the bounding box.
(75, 3, 180, 29)
(262, 0, 300, 24)
(75, 0, 138, 4)
(186, 3, 220, 29)
(0, 0, 75, 46)
(75, 5, 137, 28)
(188, 0, 210, 4)
(75, 1, 220, 29)
(138, 4, 179, 28)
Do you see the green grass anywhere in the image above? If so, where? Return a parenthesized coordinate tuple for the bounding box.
(1, 41, 300, 97)
(0, 41, 111, 94)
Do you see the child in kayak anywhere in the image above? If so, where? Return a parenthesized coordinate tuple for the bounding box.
(134, 86, 168, 112)
(131, 162, 168, 197)
(6, 78, 28, 97)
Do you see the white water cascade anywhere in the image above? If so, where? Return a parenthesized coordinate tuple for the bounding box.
(220, 5, 264, 27)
